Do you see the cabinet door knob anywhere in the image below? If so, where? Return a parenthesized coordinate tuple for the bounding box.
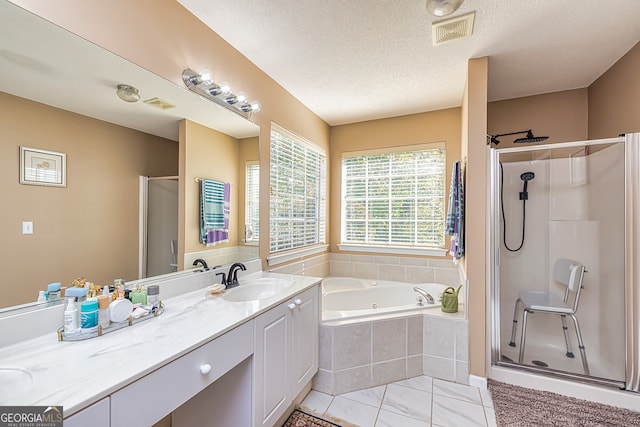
(200, 363, 212, 375)
(288, 303, 296, 310)
(294, 298, 302, 305)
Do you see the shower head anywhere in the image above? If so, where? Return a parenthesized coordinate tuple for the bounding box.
(487, 129, 548, 145)
(520, 172, 535, 181)
(519, 171, 535, 200)
(514, 130, 549, 144)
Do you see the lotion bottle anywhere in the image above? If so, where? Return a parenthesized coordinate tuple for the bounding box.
(97, 295, 110, 329)
(64, 297, 79, 333)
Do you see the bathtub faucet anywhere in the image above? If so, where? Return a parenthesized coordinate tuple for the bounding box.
(413, 287, 435, 305)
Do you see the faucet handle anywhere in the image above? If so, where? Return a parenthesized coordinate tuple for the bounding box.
(216, 272, 227, 287)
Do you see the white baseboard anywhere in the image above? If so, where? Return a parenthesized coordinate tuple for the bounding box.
(469, 374, 488, 389)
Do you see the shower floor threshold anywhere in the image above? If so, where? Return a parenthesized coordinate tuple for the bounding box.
(500, 344, 624, 383)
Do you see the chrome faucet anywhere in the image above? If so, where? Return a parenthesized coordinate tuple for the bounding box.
(224, 262, 247, 289)
(413, 287, 435, 305)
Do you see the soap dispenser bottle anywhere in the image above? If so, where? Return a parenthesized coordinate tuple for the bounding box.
(64, 298, 79, 333)
(131, 285, 147, 305)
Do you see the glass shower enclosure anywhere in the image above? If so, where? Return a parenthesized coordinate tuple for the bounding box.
(489, 134, 640, 392)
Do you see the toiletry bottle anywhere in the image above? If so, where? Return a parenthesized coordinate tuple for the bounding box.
(80, 300, 99, 329)
(131, 285, 147, 305)
(64, 298, 79, 333)
(97, 295, 110, 329)
(114, 279, 125, 299)
(102, 285, 110, 298)
(47, 282, 61, 301)
(146, 285, 160, 307)
(37, 290, 47, 303)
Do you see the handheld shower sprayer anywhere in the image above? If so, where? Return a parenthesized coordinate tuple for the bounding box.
(500, 164, 536, 252)
(519, 172, 535, 200)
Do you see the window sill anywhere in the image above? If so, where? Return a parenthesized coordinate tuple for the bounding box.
(337, 244, 447, 257)
(267, 244, 329, 266)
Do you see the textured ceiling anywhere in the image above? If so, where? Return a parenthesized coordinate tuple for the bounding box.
(177, 0, 640, 125)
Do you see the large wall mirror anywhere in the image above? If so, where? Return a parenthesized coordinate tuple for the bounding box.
(0, 0, 260, 310)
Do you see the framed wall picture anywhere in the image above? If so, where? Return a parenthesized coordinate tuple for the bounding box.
(19, 146, 67, 187)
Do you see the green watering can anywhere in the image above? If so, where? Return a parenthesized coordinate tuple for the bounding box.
(441, 285, 462, 313)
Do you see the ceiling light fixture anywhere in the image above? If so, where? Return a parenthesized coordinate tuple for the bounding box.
(182, 68, 261, 118)
(116, 84, 140, 103)
(426, 0, 464, 17)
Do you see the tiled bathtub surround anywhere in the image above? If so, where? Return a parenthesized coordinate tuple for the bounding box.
(330, 253, 462, 293)
(270, 253, 463, 301)
(314, 312, 469, 395)
(271, 252, 470, 395)
(268, 253, 330, 277)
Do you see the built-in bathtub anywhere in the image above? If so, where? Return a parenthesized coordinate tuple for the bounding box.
(314, 277, 469, 396)
(322, 277, 447, 322)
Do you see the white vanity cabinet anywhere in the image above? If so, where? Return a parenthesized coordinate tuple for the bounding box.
(110, 320, 253, 427)
(253, 285, 319, 427)
(64, 397, 110, 427)
(291, 286, 319, 397)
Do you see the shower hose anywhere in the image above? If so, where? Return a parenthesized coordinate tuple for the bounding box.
(500, 162, 527, 252)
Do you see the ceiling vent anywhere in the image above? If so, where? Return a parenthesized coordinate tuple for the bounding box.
(143, 97, 176, 110)
(432, 12, 475, 46)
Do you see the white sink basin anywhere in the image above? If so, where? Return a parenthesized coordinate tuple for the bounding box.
(0, 367, 32, 401)
(223, 280, 290, 302)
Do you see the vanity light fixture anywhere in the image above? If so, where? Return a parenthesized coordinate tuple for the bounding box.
(182, 68, 261, 119)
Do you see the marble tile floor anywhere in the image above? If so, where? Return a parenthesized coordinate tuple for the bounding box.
(301, 376, 497, 427)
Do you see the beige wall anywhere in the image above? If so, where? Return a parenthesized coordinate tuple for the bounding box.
(488, 89, 589, 146)
(463, 57, 488, 378)
(589, 42, 640, 139)
(0, 92, 177, 308)
(10, 0, 331, 269)
(329, 109, 461, 254)
(178, 120, 240, 267)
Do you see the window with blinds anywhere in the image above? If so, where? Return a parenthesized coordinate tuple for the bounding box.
(270, 125, 326, 253)
(245, 161, 260, 243)
(342, 145, 446, 248)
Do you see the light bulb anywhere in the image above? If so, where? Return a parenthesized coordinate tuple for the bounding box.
(250, 101, 261, 112)
(235, 92, 247, 104)
(219, 81, 231, 95)
(198, 69, 213, 85)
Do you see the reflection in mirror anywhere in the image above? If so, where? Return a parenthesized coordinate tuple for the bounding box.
(0, 0, 259, 310)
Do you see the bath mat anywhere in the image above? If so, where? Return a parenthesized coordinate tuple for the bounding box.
(488, 379, 640, 426)
(282, 409, 343, 427)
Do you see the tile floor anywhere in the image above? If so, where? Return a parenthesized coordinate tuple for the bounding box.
(301, 376, 497, 427)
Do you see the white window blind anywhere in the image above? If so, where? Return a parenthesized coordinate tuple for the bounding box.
(270, 125, 326, 254)
(245, 161, 260, 243)
(342, 145, 446, 248)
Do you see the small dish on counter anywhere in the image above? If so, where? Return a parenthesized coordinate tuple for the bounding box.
(205, 284, 226, 299)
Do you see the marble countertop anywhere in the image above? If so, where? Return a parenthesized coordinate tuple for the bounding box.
(0, 271, 321, 417)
